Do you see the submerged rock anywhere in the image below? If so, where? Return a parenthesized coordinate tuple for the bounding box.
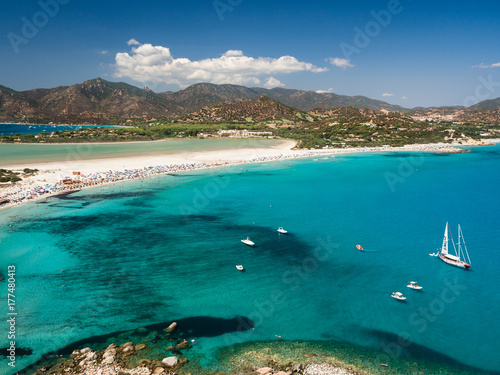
(176, 340, 190, 349)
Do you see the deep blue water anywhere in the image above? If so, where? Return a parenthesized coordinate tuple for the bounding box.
(1, 145, 500, 374)
(0, 124, 117, 136)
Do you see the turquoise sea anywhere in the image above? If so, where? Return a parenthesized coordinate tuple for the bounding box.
(1, 144, 500, 374)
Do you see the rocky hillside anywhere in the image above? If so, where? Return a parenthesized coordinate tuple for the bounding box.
(469, 97, 500, 110)
(0, 78, 181, 124)
(180, 96, 308, 123)
(0, 79, 406, 124)
(3, 78, 500, 124)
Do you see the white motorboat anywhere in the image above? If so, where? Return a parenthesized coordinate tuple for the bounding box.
(391, 292, 406, 301)
(437, 222, 471, 269)
(277, 227, 288, 234)
(236, 265, 244, 271)
(407, 281, 422, 290)
(241, 237, 255, 247)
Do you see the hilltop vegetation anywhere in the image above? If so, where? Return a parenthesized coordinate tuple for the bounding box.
(2, 99, 498, 148)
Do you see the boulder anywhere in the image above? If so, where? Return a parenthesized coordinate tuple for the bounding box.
(164, 345, 175, 351)
(165, 322, 177, 332)
(275, 372, 289, 375)
(162, 356, 178, 367)
(104, 348, 117, 356)
(153, 368, 165, 374)
(122, 345, 135, 353)
(120, 342, 134, 349)
(85, 352, 97, 361)
(101, 355, 115, 365)
(80, 347, 92, 354)
(256, 367, 273, 375)
(135, 343, 147, 351)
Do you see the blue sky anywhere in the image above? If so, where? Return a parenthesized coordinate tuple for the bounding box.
(1, 0, 500, 108)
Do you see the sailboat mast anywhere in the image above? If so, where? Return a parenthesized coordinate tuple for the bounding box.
(459, 224, 472, 265)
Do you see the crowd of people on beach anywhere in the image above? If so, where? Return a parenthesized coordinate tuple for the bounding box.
(0, 151, 314, 209)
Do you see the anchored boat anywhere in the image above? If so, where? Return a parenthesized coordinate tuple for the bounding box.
(241, 237, 255, 247)
(407, 281, 422, 290)
(391, 292, 406, 301)
(437, 222, 471, 269)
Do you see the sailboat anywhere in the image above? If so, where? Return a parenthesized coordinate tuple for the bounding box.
(437, 222, 471, 269)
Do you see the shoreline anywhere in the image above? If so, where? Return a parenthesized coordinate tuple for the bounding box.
(1, 139, 498, 213)
(16, 333, 493, 375)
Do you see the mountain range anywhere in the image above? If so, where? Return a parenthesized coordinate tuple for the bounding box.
(1, 78, 499, 124)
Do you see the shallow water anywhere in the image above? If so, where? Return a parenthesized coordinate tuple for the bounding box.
(0, 138, 280, 164)
(1, 145, 499, 374)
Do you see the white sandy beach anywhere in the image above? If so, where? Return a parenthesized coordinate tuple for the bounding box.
(1, 138, 498, 211)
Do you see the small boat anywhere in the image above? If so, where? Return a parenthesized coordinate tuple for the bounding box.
(407, 281, 422, 290)
(277, 227, 288, 234)
(241, 237, 255, 247)
(356, 244, 363, 250)
(436, 222, 471, 269)
(391, 292, 406, 301)
(236, 265, 244, 271)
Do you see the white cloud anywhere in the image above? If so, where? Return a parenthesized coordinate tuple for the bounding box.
(100, 50, 109, 55)
(264, 77, 285, 89)
(472, 62, 500, 68)
(402, 96, 408, 100)
(127, 38, 140, 46)
(114, 41, 328, 88)
(316, 88, 335, 94)
(327, 57, 354, 69)
(382, 93, 394, 97)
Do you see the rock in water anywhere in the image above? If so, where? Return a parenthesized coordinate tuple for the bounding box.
(165, 322, 177, 332)
(162, 356, 178, 367)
